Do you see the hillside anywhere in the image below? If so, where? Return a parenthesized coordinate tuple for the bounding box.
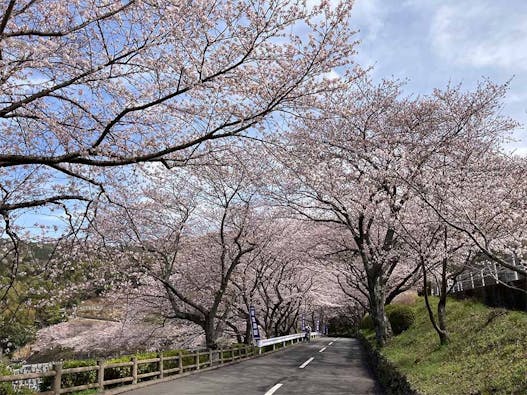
(362, 297, 527, 394)
(18, 317, 204, 363)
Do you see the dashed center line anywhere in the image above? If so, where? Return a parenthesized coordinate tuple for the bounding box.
(264, 383, 283, 395)
(299, 357, 314, 369)
(319, 346, 327, 353)
(328, 341, 334, 346)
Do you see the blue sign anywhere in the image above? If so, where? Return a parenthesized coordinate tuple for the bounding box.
(249, 305, 260, 341)
(301, 315, 305, 331)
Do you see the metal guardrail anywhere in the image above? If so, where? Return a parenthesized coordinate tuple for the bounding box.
(256, 332, 320, 351)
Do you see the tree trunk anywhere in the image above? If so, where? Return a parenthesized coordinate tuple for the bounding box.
(244, 317, 251, 344)
(421, 257, 449, 345)
(204, 318, 219, 349)
(234, 329, 243, 344)
(437, 296, 449, 345)
(368, 275, 392, 347)
(437, 253, 450, 344)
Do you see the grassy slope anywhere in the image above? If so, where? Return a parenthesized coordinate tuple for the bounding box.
(363, 297, 527, 394)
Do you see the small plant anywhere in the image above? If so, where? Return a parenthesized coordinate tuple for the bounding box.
(359, 314, 374, 331)
(0, 363, 14, 395)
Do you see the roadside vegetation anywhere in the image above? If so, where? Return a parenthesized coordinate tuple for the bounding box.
(361, 297, 527, 394)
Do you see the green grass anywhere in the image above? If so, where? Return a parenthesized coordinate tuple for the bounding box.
(362, 297, 527, 394)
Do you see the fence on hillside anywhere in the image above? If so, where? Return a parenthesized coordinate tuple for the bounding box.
(428, 260, 526, 296)
(427, 260, 527, 311)
(0, 332, 319, 395)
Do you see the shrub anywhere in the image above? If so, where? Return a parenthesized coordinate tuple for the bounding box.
(13, 389, 35, 395)
(104, 356, 132, 386)
(134, 352, 158, 381)
(40, 359, 97, 392)
(162, 349, 188, 372)
(386, 304, 415, 335)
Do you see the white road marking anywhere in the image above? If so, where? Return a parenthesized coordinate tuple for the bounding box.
(319, 347, 327, 353)
(328, 341, 334, 346)
(299, 357, 314, 369)
(265, 383, 283, 395)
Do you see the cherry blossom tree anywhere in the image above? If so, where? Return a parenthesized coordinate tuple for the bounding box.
(412, 152, 527, 278)
(0, 0, 357, 310)
(225, 218, 340, 342)
(384, 80, 523, 344)
(253, 243, 314, 338)
(274, 76, 518, 346)
(0, 0, 356, 214)
(397, 199, 478, 345)
(276, 78, 418, 345)
(89, 147, 276, 348)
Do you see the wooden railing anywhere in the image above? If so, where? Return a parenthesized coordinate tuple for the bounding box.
(1, 335, 311, 394)
(0, 345, 257, 394)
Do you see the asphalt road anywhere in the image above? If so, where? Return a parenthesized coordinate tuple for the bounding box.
(123, 337, 382, 395)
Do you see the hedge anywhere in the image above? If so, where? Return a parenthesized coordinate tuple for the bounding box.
(358, 333, 419, 395)
(385, 304, 415, 335)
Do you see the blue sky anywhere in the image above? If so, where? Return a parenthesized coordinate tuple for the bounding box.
(349, 0, 527, 155)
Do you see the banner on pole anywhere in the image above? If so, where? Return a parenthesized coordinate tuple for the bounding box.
(316, 320, 320, 332)
(249, 305, 260, 341)
(301, 314, 305, 331)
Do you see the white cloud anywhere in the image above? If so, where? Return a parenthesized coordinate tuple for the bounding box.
(322, 69, 341, 80)
(350, 0, 385, 41)
(431, 1, 527, 70)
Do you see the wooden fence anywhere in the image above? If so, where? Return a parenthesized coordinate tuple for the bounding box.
(0, 345, 258, 394)
(0, 336, 309, 394)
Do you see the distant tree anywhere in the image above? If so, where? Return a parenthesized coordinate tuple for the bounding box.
(91, 150, 271, 348)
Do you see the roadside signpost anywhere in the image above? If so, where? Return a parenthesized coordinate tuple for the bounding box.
(249, 305, 260, 343)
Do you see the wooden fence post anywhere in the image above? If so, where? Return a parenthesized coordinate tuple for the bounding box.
(220, 348, 224, 364)
(209, 349, 213, 367)
(178, 352, 183, 374)
(195, 352, 200, 370)
(53, 362, 62, 395)
(132, 357, 138, 385)
(97, 360, 105, 392)
(158, 352, 164, 379)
